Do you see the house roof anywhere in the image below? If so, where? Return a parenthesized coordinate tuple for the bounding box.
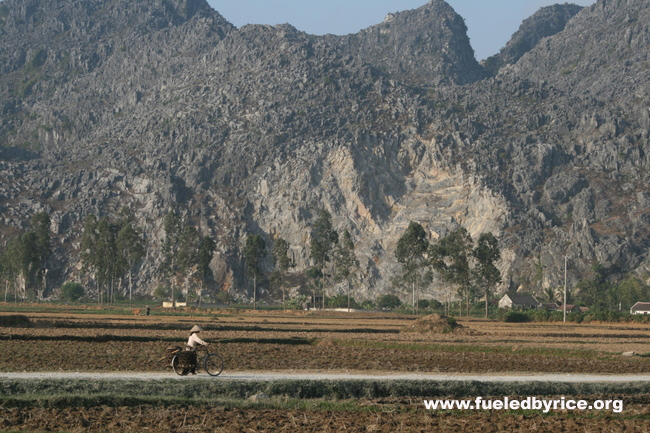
(557, 304, 581, 312)
(631, 302, 650, 312)
(503, 293, 540, 306)
(542, 303, 559, 310)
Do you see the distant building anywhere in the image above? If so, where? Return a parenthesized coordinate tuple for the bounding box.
(541, 303, 560, 311)
(556, 304, 581, 313)
(498, 293, 541, 309)
(162, 301, 187, 308)
(630, 302, 650, 315)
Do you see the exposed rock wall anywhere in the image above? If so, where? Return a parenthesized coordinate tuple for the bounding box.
(0, 0, 648, 300)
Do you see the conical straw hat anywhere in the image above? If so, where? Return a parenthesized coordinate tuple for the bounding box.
(190, 325, 203, 333)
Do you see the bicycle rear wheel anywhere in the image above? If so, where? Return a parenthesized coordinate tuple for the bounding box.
(171, 355, 189, 376)
(203, 353, 224, 376)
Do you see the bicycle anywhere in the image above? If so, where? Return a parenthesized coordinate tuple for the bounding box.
(170, 345, 224, 377)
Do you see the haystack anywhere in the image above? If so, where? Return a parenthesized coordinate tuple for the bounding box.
(402, 314, 462, 334)
(317, 338, 338, 347)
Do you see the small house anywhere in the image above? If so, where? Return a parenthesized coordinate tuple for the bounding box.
(630, 302, 650, 315)
(556, 304, 581, 313)
(498, 293, 540, 309)
(541, 303, 560, 311)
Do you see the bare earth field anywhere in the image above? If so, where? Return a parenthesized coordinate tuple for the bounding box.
(1, 305, 650, 432)
(2, 399, 650, 433)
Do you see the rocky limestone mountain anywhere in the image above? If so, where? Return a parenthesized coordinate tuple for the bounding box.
(0, 0, 648, 302)
(333, 0, 486, 85)
(482, 3, 584, 76)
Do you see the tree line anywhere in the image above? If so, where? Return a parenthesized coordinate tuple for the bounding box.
(80, 208, 145, 307)
(6, 208, 645, 313)
(244, 209, 359, 310)
(242, 210, 500, 316)
(0, 212, 51, 302)
(81, 209, 216, 307)
(395, 222, 501, 318)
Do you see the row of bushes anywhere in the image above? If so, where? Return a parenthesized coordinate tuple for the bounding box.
(499, 309, 650, 323)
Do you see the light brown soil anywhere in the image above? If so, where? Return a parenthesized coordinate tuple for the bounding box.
(1, 309, 649, 374)
(2, 397, 649, 433)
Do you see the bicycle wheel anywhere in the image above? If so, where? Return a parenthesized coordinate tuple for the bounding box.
(171, 355, 189, 376)
(203, 353, 224, 376)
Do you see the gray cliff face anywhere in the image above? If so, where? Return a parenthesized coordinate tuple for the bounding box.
(0, 0, 648, 300)
(482, 4, 584, 75)
(339, 0, 485, 85)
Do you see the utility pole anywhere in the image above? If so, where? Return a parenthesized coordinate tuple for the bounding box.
(564, 255, 569, 323)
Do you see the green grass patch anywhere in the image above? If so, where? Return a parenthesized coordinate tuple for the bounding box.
(0, 392, 388, 414)
(2, 378, 650, 406)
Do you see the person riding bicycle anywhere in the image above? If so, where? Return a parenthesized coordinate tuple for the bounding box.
(186, 325, 208, 374)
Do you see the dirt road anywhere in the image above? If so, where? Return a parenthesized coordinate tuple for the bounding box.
(2, 371, 650, 382)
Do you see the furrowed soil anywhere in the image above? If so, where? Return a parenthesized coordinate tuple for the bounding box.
(1, 307, 649, 374)
(1, 305, 650, 431)
(2, 396, 650, 433)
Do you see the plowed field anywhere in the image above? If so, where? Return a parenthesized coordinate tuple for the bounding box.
(1, 305, 650, 432)
(1, 307, 649, 374)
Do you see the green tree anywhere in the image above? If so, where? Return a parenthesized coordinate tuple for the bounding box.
(617, 275, 650, 311)
(543, 286, 558, 304)
(1, 213, 52, 302)
(377, 294, 402, 310)
(271, 237, 293, 308)
(153, 284, 171, 301)
(429, 227, 473, 316)
(161, 211, 182, 306)
(30, 211, 51, 298)
(80, 214, 99, 299)
(95, 217, 120, 304)
(327, 294, 359, 309)
(576, 262, 615, 310)
(5, 233, 39, 302)
(333, 230, 359, 311)
(310, 210, 338, 309)
(472, 232, 502, 318)
(196, 236, 216, 307)
(60, 281, 84, 302)
(0, 244, 17, 302)
(177, 225, 200, 302)
(0, 249, 6, 302)
(395, 222, 429, 312)
(116, 210, 145, 308)
(244, 234, 266, 310)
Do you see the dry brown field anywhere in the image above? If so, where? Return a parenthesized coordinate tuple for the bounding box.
(1, 304, 650, 432)
(2, 306, 650, 374)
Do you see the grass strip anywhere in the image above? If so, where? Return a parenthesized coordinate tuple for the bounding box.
(0, 393, 387, 413)
(2, 378, 650, 403)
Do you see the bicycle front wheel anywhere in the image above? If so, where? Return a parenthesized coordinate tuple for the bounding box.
(203, 353, 224, 376)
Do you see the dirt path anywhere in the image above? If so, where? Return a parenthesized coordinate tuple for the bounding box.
(2, 370, 650, 382)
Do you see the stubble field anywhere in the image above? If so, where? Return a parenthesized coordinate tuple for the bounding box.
(1, 304, 650, 432)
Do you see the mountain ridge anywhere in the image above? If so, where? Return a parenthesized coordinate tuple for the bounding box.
(0, 0, 647, 302)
